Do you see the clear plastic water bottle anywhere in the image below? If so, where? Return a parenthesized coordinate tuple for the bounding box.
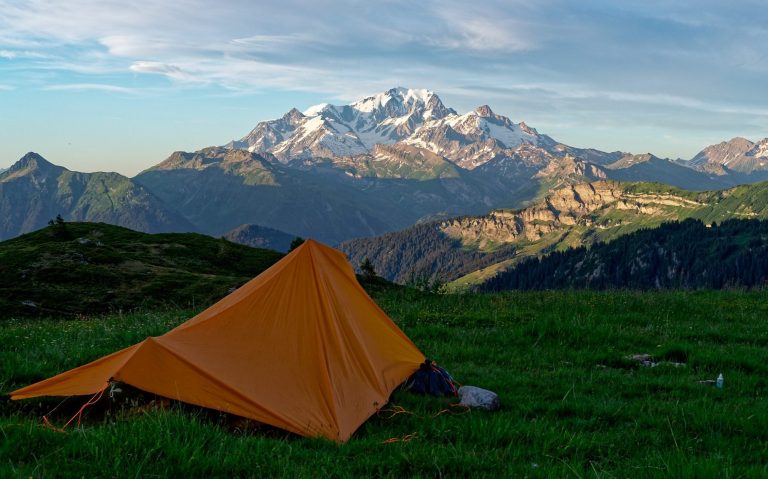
(716, 373, 724, 389)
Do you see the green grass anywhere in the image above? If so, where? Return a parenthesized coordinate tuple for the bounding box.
(0, 222, 283, 317)
(3, 290, 768, 477)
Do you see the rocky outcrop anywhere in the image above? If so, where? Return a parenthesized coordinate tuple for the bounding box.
(439, 181, 703, 247)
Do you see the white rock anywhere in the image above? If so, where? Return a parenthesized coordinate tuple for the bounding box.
(458, 385, 500, 411)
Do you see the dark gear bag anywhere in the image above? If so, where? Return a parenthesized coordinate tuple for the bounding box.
(404, 359, 457, 397)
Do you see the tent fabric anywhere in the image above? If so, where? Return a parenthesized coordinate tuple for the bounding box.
(10, 239, 426, 442)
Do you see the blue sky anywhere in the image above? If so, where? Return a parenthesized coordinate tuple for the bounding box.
(1, 0, 767, 176)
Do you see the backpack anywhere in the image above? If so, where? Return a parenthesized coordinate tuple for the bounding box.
(404, 359, 457, 397)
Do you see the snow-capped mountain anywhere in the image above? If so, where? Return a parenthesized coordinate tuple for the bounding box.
(229, 87, 456, 161)
(403, 105, 554, 169)
(690, 137, 768, 175)
(224, 86, 766, 192)
(227, 88, 576, 173)
(227, 88, 560, 171)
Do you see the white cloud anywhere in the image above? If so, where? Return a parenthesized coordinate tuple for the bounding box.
(0, 49, 54, 60)
(43, 83, 136, 94)
(430, 4, 535, 52)
(229, 33, 321, 52)
(128, 61, 195, 81)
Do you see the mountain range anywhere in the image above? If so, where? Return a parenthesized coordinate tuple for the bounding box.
(3, 87, 767, 251)
(0, 153, 193, 240)
(137, 88, 768, 242)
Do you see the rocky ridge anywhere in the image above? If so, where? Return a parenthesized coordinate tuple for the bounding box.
(439, 181, 703, 248)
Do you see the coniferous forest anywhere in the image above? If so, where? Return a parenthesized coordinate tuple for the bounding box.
(481, 218, 768, 291)
(340, 222, 517, 284)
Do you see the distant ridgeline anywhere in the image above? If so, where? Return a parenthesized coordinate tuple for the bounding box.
(480, 219, 768, 291)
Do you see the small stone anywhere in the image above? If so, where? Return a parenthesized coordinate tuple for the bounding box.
(627, 353, 656, 367)
(654, 361, 686, 368)
(458, 385, 500, 411)
(628, 353, 652, 362)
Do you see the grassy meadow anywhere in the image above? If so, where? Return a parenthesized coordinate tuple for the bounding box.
(2, 289, 768, 477)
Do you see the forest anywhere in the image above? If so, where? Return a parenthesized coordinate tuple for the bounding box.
(481, 218, 768, 291)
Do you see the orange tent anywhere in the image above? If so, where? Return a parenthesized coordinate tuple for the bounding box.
(10, 240, 425, 442)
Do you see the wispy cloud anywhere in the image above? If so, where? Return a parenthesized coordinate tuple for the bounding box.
(128, 61, 196, 81)
(0, 49, 53, 60)
(42, 83, 136, 94)
(430, 3, 536, 52)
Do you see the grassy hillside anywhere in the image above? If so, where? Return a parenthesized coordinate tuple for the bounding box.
(2, 290, 768, 476)
(0, 222, 283, 317)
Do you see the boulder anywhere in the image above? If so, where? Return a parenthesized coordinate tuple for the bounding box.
(458, 385, 500, 411)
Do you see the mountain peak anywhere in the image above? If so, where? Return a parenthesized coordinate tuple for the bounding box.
(691, 136, 761, 174)
(391, 87, 434, 103)
(7, 152, 61, 175)
(474, 105, 494, 117)
(282, 108, 305, 123)
(352, 87, 435, 113)
(18, 152, 50, 165)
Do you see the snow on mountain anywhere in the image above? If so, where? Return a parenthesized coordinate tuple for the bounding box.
(230, 87, 456, 161)
(755, 139, 768, 159)
(303, 103, 330, 116)
(270, 114, 370, 159)
(404, 105, 547, 169)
